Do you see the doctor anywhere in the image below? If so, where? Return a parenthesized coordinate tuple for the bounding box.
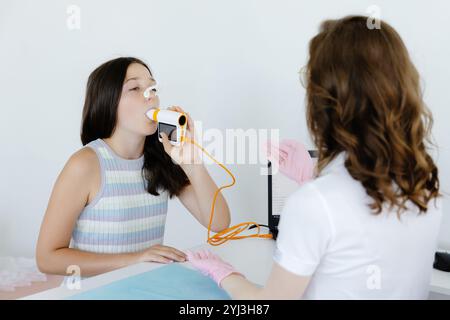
(187, 16, 442, 300)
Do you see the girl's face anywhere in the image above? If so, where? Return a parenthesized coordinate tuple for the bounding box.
(117, 63, 160, 136)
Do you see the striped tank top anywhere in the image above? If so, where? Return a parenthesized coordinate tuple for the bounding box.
(70, 138, 169, 254)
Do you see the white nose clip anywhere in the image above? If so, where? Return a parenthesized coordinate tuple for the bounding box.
(143, 84, 159, 100)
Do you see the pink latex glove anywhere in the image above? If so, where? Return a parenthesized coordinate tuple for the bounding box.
(186, 249, 244, 288)
(265, 139, 314, 185)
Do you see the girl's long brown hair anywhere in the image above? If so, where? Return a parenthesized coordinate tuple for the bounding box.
(305, 16, 440, 214)
(81, 57, 189, 198)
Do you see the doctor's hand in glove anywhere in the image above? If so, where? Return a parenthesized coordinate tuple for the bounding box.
(264, 139, 315, 185)
(186, 250, 244, 288)
(186, 249, 311, 299)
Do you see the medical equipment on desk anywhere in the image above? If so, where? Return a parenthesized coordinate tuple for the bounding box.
(143, 85, 272, 245)
(265, 150, 318, 239)
(434, 251, 450, 272)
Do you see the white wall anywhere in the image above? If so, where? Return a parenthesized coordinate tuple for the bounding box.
(0, 0, 449, 257)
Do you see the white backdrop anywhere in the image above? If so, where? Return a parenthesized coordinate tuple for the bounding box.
(1, 0, 449, 257)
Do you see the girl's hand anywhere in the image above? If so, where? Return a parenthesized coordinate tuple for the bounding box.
(135, 244, 187, 264)
(159, 106, 201, 167)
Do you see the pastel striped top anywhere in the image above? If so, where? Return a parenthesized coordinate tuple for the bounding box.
(70, 138, 169, 254)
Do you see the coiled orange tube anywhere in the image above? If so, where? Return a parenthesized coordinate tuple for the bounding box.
(183, 136, 273, 246)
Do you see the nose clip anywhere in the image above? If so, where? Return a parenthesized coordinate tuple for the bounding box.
(143, 84, 159, 100)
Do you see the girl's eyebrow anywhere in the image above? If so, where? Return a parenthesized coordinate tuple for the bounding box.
(125, 77, 139, 83)
(125, 77, 156, 83)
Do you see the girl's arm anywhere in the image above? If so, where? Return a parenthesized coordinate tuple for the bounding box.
(177, 165, 231, 232)
(36, 148, 186, 277)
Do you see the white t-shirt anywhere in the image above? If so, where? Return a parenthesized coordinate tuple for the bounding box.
(273, 152, 442, 299)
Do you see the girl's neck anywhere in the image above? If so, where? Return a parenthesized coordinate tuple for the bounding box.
(103, 132, 145, 160)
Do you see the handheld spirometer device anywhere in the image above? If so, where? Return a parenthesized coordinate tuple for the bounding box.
(144, 85, 187, 146)
(142, 84, 272, 245)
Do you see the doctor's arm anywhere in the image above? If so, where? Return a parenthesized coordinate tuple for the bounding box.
(221, 262, 311, 300)
(186, 250, 311, 300)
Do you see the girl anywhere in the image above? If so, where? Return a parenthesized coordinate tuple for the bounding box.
(36, 57, 231, 277)
(187, 16, 442, 299)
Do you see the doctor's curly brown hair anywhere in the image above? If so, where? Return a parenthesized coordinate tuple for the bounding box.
(305, 16, 440, 214)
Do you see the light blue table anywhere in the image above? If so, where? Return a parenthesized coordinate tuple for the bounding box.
(68, 263, 231, 300)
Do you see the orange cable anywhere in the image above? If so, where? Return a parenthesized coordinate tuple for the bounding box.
(183, 136, 273, 246)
